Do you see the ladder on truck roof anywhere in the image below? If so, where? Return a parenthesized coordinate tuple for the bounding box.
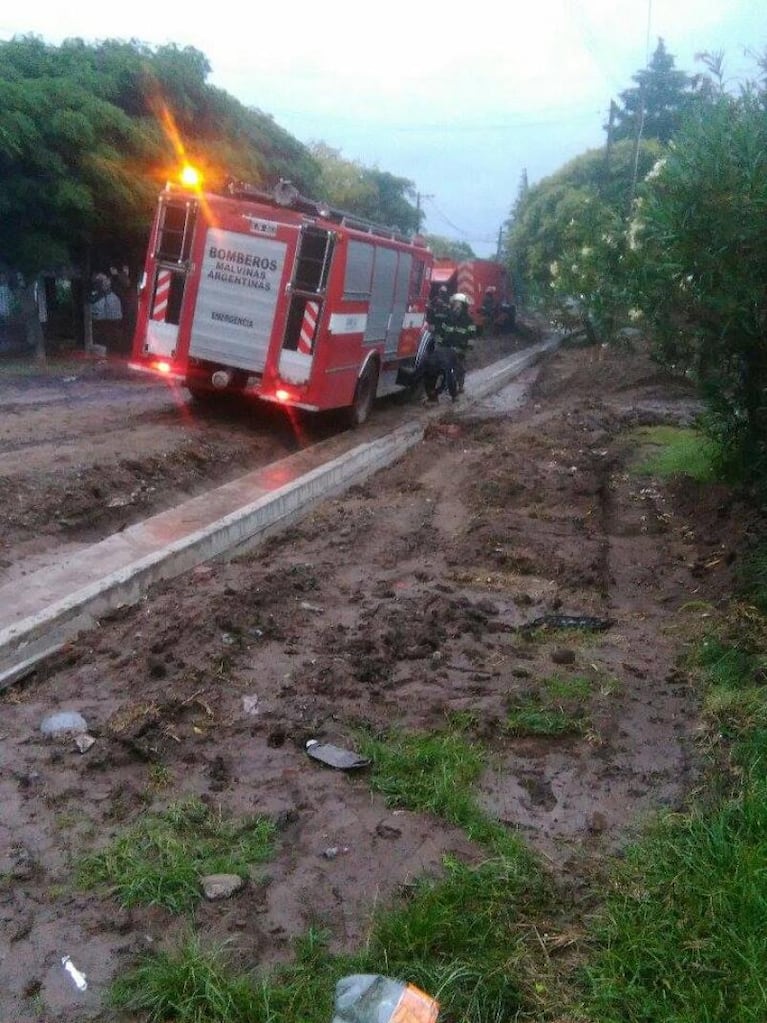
(225, 179, 419, 246)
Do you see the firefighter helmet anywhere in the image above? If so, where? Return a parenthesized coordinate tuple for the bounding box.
(450, 292, 469, 306)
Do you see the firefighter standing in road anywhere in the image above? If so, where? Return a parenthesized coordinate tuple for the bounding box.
(427, 285, 450, 337)
(439, 292, 476, 394)
(412, 337, 459, 403)
(480, 286, 497, 334)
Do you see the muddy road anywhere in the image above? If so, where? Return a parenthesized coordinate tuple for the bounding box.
(0, 330, 531, 586)
(0, 336, 742, 1022)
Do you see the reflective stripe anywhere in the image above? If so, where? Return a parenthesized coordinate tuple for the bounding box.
(152, 270, 171, 321)
(299, 301, 320, 354)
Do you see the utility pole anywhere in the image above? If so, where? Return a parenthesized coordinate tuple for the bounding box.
(603, 99, 617, 187)
(415, 192, 433, 231)
(627, 86, 646, 215)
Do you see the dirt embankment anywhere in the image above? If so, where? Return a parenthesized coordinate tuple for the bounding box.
(0, 338, 745, 1021)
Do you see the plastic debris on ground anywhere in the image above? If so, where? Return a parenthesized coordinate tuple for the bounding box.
(520, 613, 614, 633)
(305, 740, 371, 770)
(331, 974, 439, 1023)
(40, 711, 88, 737)
(61, 955, 88, 992)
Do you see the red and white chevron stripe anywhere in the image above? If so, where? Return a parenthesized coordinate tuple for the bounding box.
(457, 263, 476, 308)
(151, 270, 171, 321)
(298, 300, 320, 354)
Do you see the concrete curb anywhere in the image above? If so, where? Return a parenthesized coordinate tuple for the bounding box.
(1, 338, 556, 687)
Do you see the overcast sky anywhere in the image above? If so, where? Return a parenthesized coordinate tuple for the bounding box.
(1, 1, 764, 256)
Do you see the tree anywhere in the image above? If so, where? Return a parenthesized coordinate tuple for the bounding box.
(0, 36, 320, 357)
(628, 90, 767, 483)
(612, 39, 695, 145)
(422, 235, 475, 259)
(309, 143, 420, 234)
(505, 138, 663, 335)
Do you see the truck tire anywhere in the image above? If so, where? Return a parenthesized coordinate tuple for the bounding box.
(346, 359, 378, 428)
(186, 369, 247, 404)
(414, 328, 434, 370)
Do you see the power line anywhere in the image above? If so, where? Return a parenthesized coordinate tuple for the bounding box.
(422, 197, 498, 244)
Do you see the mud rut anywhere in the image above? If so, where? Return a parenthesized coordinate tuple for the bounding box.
(0, 340, 734, 1022)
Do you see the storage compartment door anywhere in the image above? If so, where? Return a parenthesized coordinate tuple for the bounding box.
(364, 247, 397, 345)
(189, 229, 288, 372)
(384, 251, 411, 355)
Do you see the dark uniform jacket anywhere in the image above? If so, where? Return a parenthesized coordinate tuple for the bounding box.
(439, 308, 477, 352)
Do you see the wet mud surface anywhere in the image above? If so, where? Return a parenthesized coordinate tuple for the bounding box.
(0, 336, 745, 1020)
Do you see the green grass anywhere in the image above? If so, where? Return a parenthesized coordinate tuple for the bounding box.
(505, 702, 581, 737)
(695, 635, 767, 738)
(78, 797, 276, 913)
(505, 673, 593, 738)
(110, 856, 554, 1023)
(737, 542, 767, 614)
(581, 768, 767, 1022)
(629, 425, 719, 481)
(580, 624, 767, 1022)
(357, 727, 530, 858)
(107, 726, 557, 1023)
(110, 935, 265, 1023)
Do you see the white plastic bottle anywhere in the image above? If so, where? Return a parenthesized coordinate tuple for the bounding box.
(331, 974, 439, 1023)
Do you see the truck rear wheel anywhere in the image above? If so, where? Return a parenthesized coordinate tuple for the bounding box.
(346, 360, 378, 428)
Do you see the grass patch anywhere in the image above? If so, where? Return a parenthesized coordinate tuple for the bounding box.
(111, 856, 555, 1023)
(505, 673, 592, 738)
(78, 797, 276, 913)
(581, 766, 767, 1022)
(695, 635, 767, 739)
(505, 701, 581, 737)
(629, 425, 719, 481)
(357, 728, 528, 858)
(737, 541, 767, 614)
(579, 619, 767, 1021)
(110, 934, 266, 1023)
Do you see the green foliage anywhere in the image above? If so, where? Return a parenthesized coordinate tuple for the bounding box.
(629, 91, 767, 485)
(422, 234, 476, 259)
(613, 38, 696, 144)
(505, 138, 663, 337)
(0, 35, 319, 278)
(78, 797, 276, 913)
(309, 143, 419, 233)
(629, 426, 720, 481)
(358, 728, 525, 856)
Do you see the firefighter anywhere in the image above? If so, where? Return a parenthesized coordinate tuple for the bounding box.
(409, 334, 458, 403)
(438, 292, 476, 394)
(427, 285, 450, 337)
(480, 286, 497, 334)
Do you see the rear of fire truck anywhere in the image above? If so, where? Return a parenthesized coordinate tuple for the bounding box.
(130, 171, 308, 406)
(130, 171, 432, 425)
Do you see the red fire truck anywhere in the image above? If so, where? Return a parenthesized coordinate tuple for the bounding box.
(129, 173, 434, 425)
(430, 257, 515, 332)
